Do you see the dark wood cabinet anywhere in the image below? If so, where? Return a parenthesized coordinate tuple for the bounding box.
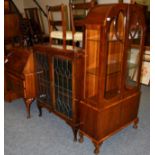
(78, 4, 146, 154)
(4, 47, 36, 118)
(33, 44, 84, 141)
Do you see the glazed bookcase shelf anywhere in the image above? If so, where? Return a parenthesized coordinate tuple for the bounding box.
(33, 44, 84, 141)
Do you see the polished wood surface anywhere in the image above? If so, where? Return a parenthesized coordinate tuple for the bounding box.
(4, 47, 36, 118)
(4, 0, 10, 13)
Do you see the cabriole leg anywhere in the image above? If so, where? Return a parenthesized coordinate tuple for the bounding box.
(24, 98, 33, 119)
(37, 103, 42, 117)
(78, 131, 84, 143)
(133, 117, 139, 129)
(93, 142, 103, 155)
(72, 127, 78, 142)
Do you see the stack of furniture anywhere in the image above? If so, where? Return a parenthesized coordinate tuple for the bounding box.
(4, 2, 146, 154)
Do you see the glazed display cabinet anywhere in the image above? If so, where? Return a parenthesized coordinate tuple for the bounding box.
(78, 4, 146, 154)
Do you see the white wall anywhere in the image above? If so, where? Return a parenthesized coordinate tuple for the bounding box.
(14, 0, 150, 34)
(12, 0, 24, 15)
(25, 0, 119, 33)
(23, 0, 35, 8)
(123, 0, 131, 3)
(98, 0, 119, 4)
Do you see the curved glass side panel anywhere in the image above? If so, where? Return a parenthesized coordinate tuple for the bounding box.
(85, 28, 100, 100)
(125, 24, 142, 89)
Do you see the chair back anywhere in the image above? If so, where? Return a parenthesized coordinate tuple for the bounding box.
(47, 4, 67, 49)
(69, 0, 96, 33)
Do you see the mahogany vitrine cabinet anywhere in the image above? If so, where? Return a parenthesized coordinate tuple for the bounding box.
(78, 4, 146, 154)
(33, 44, 84, 141)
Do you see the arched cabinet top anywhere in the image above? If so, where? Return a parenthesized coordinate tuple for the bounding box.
(84, 3, 146, 29)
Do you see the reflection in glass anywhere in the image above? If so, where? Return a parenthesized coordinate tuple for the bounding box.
(104, 12, 125, 99)
(54, 57, 72, 118)
(126, 28, 141, 89)
(85, 29, 100, 99)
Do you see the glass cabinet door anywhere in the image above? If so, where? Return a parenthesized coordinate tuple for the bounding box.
(53, 57, 73, 118)
(104, 12, 126, 99)
(35, 52, 51, 105)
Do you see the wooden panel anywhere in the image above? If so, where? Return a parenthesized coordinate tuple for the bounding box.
(24, 50, 35, 74)
(80, 102, 98, 139)
(5, 48, 33, 75)
(25, 75, 36, 98)
(86, 74, 98, 98)
(4, 0, 9, 12)
(97, 103, 121, 139)
(121, 93, 140, 125)
(4, 72, 24, 101)
(4, 13, 21, 40)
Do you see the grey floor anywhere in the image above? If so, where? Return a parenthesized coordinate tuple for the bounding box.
(4, 86, 150, 155)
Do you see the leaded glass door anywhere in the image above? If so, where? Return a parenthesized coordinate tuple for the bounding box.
(53, 57, 73, 119)
(35, 51, 51, 106)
